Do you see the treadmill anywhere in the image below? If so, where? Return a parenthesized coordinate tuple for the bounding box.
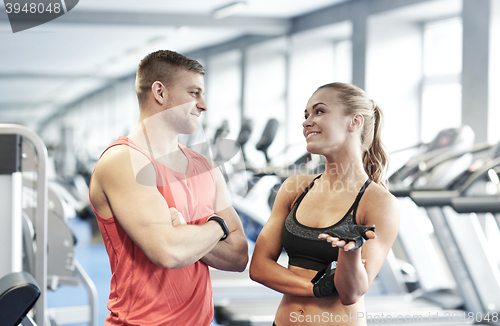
(409, 140, 500, 325)
(451, 145, 500, 218)
(388, 126, 493, 309)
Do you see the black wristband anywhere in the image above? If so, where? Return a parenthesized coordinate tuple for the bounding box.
(207, 215, 229, 241)
(311, 261, 337, 298)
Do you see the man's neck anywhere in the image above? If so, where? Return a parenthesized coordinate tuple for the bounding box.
(128, 120, 180, 161)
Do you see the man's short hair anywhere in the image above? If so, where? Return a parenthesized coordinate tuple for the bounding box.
(135, 50, 205, 106)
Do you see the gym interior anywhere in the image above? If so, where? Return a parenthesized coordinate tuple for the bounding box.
(1, 0, 500, 325)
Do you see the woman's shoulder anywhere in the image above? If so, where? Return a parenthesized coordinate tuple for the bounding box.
(279, 174, 321, 208)
(281, 174, 320, 192)
(359, 181, 400, 224)
(366, 181, 397, 201)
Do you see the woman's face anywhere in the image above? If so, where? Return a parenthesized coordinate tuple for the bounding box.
(302, 88, 352, 155)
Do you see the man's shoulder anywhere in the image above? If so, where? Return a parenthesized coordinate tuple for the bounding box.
(95, 144, 153, 182)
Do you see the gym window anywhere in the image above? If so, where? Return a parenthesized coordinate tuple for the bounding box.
(420, 17, 463, 143)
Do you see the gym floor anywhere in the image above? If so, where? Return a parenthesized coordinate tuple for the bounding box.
(47, 216, 223, 326)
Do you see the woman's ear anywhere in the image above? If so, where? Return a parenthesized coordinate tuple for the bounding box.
(151, 81, 166, 105)
(349, 114, 364, 132)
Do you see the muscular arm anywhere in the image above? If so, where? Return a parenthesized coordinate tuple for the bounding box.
(92, 146, 224, 269)
(201, 165, 249, 272)
(328, 189, 400, 305)
(249, 176, 315, 296)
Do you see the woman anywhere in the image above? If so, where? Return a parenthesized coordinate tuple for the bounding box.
(249, 82, 400, 325)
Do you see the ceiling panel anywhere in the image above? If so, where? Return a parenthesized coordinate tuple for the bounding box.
(72, 0, 350, 17)
(0, 0, 352, 127)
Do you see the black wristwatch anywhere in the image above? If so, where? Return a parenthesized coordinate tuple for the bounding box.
(207, 215, 229, 241)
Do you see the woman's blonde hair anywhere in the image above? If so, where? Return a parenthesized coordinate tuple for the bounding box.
(316, 82, 389, 188)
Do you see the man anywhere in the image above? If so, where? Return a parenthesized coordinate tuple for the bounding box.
(89, 50, 248, 325)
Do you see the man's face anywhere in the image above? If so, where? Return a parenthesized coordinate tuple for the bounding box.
(163, 70, 206, 135)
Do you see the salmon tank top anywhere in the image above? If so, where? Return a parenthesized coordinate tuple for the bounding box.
(89, 137, 216, 325)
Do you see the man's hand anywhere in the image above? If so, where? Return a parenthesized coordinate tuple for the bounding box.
(170, 207, 186, 226)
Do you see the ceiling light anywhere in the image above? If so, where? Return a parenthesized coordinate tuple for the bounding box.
(177, 26, 191, 36)
(212, 1, 247, 19)
(125, 47, 141, 56)
(147, 36, 168, 47)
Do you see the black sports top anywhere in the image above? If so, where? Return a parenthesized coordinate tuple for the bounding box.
(281, 175, 372, 271)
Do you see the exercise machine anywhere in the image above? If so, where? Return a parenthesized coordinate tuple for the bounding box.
(0, 271, 41, 326)
(410, 140, 500, 324)
(0, 124, 98, 326)
(388, 126, 487, 309)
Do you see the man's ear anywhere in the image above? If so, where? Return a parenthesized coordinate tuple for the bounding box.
(349, 114, 364, 132)
(151, 81, 166, 105)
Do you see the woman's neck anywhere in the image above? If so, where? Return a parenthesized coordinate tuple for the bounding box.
(321, 148, 368, 192)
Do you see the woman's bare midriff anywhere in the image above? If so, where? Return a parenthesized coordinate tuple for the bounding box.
(274, 265, 367, 326)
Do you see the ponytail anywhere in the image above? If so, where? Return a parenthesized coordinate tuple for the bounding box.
(363, 102, 389, 188)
